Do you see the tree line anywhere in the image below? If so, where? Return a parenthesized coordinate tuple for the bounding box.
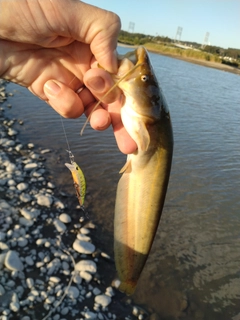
(118, 30, 240, 63)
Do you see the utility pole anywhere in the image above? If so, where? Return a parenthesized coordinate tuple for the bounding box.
(175, 26, 183, 43)
(202, 32, 210, 49)
(128, 22, 135, 33)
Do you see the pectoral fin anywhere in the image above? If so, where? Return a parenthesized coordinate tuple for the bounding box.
(121, 108, 150, 152)
(119, 155, 132, 173)
(136, 120, 150, 151)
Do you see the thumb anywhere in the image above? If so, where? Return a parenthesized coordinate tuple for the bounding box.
(69, 1, 121, 73)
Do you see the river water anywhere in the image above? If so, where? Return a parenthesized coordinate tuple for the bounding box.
(4, 47, 240, 319)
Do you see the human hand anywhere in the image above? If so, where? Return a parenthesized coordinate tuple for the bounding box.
(0, 0, 137, 154)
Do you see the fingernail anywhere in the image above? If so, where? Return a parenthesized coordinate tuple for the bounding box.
(44, 80, 61, 96)
(87, 76, 105, 92)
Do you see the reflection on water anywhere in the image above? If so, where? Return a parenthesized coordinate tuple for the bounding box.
(4, 47, 240, 319)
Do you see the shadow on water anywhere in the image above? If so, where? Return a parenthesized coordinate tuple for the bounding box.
(3, 46, 240, 319)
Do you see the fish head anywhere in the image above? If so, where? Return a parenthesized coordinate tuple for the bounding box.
(117, 46, 168, 120)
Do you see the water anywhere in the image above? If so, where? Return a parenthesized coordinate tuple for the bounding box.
(4, 47, 240, 319)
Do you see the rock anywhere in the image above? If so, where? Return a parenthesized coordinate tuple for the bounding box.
(40, 149, 51, 154)
(36, 194, 53, 207)
(17, 237, 28, 247)
(75, 260, 97, 274)
(0, 284, 5, 296)
(24, 163, 38, 171)
(7, 179, 16, 186)
(4, 250, 24, 271)
(59, 213, 71, 224)
(84, 311, 97, 319)
(49, 276, 61, 284)
(73, 240, 95, 254)
(95, 294, 112, 308)
(9, 301, 20, 312)
(19, 193, 31, 203)
(80, 227, 90, 235)
(20, 208, 35, 220)
(25, 256, 34, 266)
(27, 143, 34, 149)
(67, 286, 79, 299)
(47, 182, 55, 189)
(93, 288, 101, 296)
(0, 242, 8, 251)
(0, 253, 7, 269)
(53, 219, 67, 233)
(80, 271, 92, 283)
(6, 162, 16, 172)
(77, 233, 91, 242)
(8, 128, 18, 136)
(54, 199, 65, 210)
(19, 217, 34, 227)
(17, 182, 28, 191)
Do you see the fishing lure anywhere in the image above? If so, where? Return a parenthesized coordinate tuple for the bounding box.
(61, 117, 86, 208)
(65, 150, 86, 208)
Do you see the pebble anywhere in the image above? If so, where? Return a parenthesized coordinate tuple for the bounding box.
(6, 162, 16, 172)
(47, 182, 55, 189)
(80, 271, 92, 283)
(20, 208, 35, 220)
(36, 194, 53, 207)
(73, 240, 95, 254)
(26, 278, 34, 289)
(17, 237, 28, 247)
(0, 284, 5, 295)
(80, 227, 90, 235)
(17, 182, 28, 191)
(9, 301, 20, 312)
(7, 179, 16, 186)
(84, 311, 97, 319)
(40, 149, 51, 154)
(8, 128, 18, 136)
(93, 288, 101, 296)
(24, 163, 38, 171)
(59, 213, 71, 224)
(75, 260, 97, 274)
(53, 219, 67, 233)
(19, 193, 32, 203)
(95, 294, 112, 308)
(4, 250, 24, 271)
(19, 217, 34, 227)
(67, 286, 79, 299)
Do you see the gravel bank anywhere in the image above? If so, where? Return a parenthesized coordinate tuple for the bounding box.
(0, 80, 152, 320)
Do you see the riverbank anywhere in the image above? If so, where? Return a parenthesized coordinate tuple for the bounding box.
(0, 79, 153, 320)
(118, 43, 240, 75)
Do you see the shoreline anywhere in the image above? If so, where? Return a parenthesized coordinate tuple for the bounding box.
(0, 80, 150, 320)
(117, 43, 240, 75)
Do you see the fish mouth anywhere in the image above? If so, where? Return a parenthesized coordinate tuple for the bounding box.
(117, 46, 148, 79)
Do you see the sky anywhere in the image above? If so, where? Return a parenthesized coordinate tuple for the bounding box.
(84, 0, 240, 49)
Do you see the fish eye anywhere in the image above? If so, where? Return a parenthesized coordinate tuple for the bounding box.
(141, 75, 149, 82)
(76, 167, 78, 170)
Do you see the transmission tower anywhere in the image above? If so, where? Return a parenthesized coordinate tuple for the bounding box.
(175, 26, 183, 43)
(202, 32, 210, 49)
(128, 22, 135, 33)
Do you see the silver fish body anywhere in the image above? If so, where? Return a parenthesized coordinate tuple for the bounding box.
(114, 46, 174, 295)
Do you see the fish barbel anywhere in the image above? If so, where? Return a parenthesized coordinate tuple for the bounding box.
(114, 46, 174, 295)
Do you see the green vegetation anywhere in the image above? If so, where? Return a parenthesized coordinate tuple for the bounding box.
(118, 30, 239, 68)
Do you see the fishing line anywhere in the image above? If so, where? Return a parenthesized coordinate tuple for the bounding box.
(60, 116, 75, 164)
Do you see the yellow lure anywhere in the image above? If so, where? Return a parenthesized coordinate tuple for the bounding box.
(65, 159, 86, 207)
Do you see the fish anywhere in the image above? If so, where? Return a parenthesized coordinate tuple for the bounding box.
(114, 46, 174, 295)
(65, 152, 86, 208)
